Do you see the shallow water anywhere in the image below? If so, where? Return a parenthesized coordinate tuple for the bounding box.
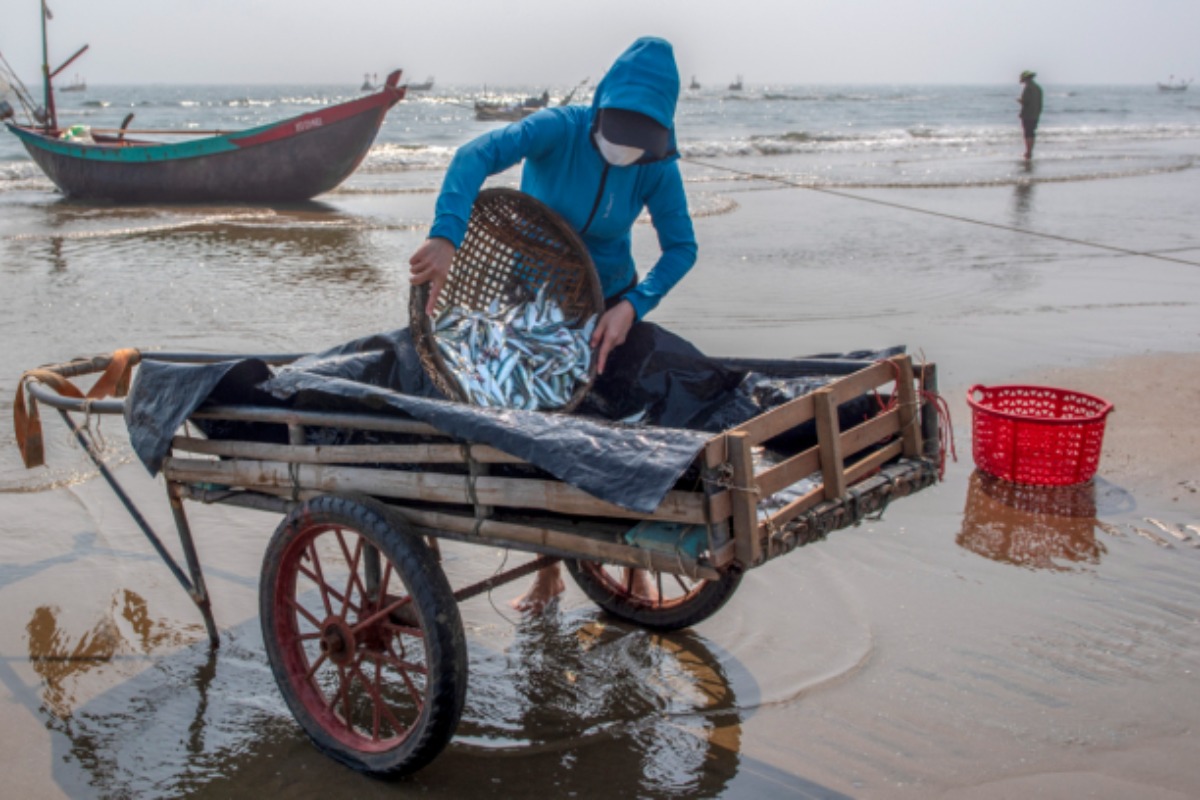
(2, 85, 1200, 797)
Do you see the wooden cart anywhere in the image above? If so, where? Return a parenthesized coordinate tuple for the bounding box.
(16, 348, 941, 775)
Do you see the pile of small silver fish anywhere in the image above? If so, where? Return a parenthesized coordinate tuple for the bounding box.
(432, 286, 597, 411)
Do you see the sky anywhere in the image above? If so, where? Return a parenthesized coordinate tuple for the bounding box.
(3, 0, 1198, 87)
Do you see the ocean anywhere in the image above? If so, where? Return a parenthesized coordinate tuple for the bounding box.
(4, 81, 1200, 188)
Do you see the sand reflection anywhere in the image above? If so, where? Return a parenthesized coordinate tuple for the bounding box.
(454, 616, 743, 797)
(957, 470, 1106, 571)
(31, 611, 749, 798)
(26, 588, 200, 718)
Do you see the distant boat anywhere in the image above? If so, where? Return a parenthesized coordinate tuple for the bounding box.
(473, 79, 587, 122)
(474, 91, 549, 122)
(728, 75, 743, 91)
(408, 76, 435, 91)
(689, 75, 700, 90)
(360, 73, 374, 91)
(473, 102, 533, 122)
(60, 74, 86, 93)
(1157, 75, 1192, 91)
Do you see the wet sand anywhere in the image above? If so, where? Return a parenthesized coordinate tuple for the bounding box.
(1, 148, 1199, 798)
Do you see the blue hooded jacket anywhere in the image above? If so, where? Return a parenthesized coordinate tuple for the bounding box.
(428, 37, 697, 320)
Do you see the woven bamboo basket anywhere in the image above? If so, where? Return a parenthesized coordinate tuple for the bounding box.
(410, 188, 605, 412)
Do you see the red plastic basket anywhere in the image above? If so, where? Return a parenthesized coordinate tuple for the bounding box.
(966, 384, 1113, 486)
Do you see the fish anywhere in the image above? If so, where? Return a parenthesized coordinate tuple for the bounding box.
(430, 291, 597, 412)
(1094, 520, 1125, 538)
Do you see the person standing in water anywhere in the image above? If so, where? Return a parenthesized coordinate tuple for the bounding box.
(409, 37, 697, 612)
(1018, 70, 1043, 160)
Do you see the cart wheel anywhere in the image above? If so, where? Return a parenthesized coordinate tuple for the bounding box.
(566, 560, 743, 631)
(260, 495, 467, 775)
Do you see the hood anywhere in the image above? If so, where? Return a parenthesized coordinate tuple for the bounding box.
(591, 37, 680, 133)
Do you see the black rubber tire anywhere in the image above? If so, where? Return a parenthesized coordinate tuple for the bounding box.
(565, 560, 743, 631)
(260, 494, 467, 775)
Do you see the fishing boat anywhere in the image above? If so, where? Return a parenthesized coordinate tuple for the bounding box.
(473, 79, 588, 123)
(60, 74, 86, 92)
(473, 101, 536, 122)
(728, 75, 743, 91)
(689, 75, 700, 90)
(474, 90, 550, 122)
(408, 76, 435, 91)
(1157, 75, 1191, 91)
(3, 9, 407, 202)
(7, 73, 407, 202)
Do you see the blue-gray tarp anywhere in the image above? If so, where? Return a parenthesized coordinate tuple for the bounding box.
(125, 323, 897, 514)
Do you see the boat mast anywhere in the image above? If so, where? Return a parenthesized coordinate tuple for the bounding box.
(40, 0, 55, 130)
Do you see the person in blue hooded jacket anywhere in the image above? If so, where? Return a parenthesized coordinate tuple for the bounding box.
(410, 36, 696, 376)
(409, 36, 695, 612)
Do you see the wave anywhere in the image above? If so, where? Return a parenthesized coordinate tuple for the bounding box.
(361, 142, 458, 171)
(0, 160, 45, 182)
(679, 121, 1200, 159)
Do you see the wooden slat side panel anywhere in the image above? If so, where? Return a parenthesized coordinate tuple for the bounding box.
(754, 446, 820, 499)
(211, 485, 722, 580)
(162, 457, 707, 523)
(842, 440, 904, 486)
(190, 405, 444, 436)
(394, 508, 721, 580)
(814, 389, 846, 501)
(838, 408, 901, 461)
(171, 436, 524, 465)
(826, 358, 901, 406)
(761, 484, 827, 533)
(707, 489, 732, 524)
(706, 358, 900, 470)
(704, 435, 728, 470)
(164, 456, 466, 504)
(895, 357, 923, 457)
(472, 476, 706, 523)
(728, 394, 816, 449)
(726, 432, 762, 568)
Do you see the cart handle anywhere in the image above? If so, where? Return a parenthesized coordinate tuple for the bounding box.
(14, 349, 308, 468)
(14, 348, 140, 468)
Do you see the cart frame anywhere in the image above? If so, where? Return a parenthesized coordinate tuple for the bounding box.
(18, 347, 942, 774)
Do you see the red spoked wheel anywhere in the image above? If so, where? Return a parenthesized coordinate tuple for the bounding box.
(260, 495, 466, 775)
(565, 560, 743, 631)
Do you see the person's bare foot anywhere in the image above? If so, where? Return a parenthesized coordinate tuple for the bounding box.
(510, 564, 565, 613)
(628, 569, 660, 603)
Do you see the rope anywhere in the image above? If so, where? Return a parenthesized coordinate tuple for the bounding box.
(865, 475, 896, 521)
(13, 349, 139, 469)
(80, 399, 109, 455)
(703, 462, 761, 499)
(287, 462, 301, 503)
(683, 158, 1200, 269)
(0, 50, 39, 118)
(921, 388, 958, 480)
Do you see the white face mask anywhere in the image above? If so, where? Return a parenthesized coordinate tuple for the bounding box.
(594, 131, 645, 167)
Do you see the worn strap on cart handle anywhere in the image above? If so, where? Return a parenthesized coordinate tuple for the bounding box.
(14, 348, 140, 469)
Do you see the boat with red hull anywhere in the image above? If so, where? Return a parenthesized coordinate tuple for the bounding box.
(6, 72, 406, 203)
(2, 4, 406, 202)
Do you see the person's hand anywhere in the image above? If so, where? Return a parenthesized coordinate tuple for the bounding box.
(590, 300, 636, 375)
(408, 237, 456, 315)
